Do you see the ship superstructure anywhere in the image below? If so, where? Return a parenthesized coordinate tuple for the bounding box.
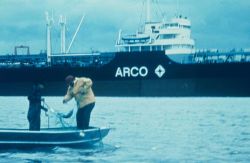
(0, 0, 250, 97)
(116, 0, 250, 64)
(116, 0, 195, 60)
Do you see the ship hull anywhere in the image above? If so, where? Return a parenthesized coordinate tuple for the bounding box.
(1, 78, 250, 97)
(1, 51, 250, 96)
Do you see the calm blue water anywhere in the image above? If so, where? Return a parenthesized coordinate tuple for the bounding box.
(0, 97, 250, 162)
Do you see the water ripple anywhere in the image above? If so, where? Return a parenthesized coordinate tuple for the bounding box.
(0, 97, 250, 162)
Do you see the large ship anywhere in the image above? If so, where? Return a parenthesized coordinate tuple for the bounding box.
(0, 0, 250, 96)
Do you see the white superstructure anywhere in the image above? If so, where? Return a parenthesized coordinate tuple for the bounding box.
(116, 0, 195, 56)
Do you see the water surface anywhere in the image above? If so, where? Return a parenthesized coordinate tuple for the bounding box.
(0, 97, 249, 162)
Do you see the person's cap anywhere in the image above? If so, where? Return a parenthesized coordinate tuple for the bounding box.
(65, 75, 75, 85)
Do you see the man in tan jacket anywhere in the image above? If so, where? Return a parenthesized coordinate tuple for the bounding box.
(63, 75, 95, 129)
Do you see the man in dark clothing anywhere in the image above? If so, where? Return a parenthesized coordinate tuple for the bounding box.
(27, 83, 48, 131)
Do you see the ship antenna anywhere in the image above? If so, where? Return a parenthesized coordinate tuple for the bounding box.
(66, 14, 85, 54)
(146, 0, 151, 22)
(116, 29, 122, 52)
(45, 11, 53, 65)
(176, 0, 180, 16)
(59, 15, 66, 54)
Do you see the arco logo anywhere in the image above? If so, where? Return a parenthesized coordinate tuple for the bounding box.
(115, 66, 148, 78)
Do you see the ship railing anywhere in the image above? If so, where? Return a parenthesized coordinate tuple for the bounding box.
(50, 52, 115, 68)
(0, 53, 47, 67)
(0, 52, 115, 68)
(193, 50, 250, 64)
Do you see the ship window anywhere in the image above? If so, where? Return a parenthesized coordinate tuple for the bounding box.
(142, 46, 150, 51)
(170, 23, 179, 27)
(172, 44, 193, 49)
(159, 34, 177, 39)
(183, 25, 191, 29)
(124, 47, 130, 52)
(163, 45, 171, 50)
(152, 46, 161, 51)
(152, 46, 157, 51)
(131, 46, 139, 52)
(164, 24, 170, 28)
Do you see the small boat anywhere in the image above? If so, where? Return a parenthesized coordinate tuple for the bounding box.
(0, 126, 110, 149)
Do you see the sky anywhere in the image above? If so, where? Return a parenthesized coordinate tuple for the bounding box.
(0, 0, 250, 54)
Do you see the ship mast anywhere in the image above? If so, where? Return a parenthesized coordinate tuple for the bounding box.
(146, 0, 151, 22)
(59, 15, 66, 54)
(176, 0, 180, 16)
(45, 12, 53, 65)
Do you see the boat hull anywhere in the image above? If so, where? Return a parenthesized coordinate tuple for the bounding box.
(0, 127, 109, 149)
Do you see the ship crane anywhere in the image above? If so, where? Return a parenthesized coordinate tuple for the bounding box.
(66, 14, 85, 54)
(14, 45, 30, 55)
